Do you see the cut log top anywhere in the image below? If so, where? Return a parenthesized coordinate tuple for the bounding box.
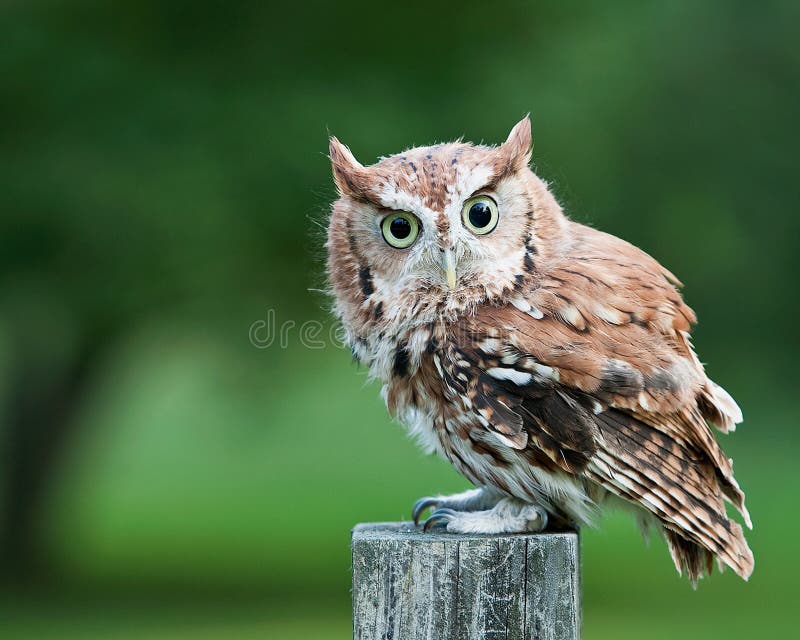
(352, 522, 581, 640)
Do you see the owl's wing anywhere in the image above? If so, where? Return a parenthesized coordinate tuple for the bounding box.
(449, 237, 752, 581)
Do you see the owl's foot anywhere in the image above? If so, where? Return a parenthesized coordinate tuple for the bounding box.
(422, 497, 549, 534)
(412, 487, 505, 526)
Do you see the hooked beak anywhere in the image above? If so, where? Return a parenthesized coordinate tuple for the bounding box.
(442, 247, 457, 290)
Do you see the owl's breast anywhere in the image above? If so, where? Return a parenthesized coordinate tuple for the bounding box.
(374, 323, 594, 520)
(377, 325, 517, 489)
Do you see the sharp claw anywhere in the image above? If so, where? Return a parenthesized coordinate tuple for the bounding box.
(422, 508, 458, 533)
(422, 514, 446, 533)
(537, 508, 549, 531)
(412, 497, 440, 526)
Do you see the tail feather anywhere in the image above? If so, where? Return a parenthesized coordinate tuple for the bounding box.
(590, 409, 754, 582)
(664, 528, 715, 587)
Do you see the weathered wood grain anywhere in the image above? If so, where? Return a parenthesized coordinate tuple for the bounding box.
(352, 522, 580, 640)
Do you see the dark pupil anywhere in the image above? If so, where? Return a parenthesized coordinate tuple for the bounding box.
(469, 202, 493, 228)
(390, 217, 411, 239)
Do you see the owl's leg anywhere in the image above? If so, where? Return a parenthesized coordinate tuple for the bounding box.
(412, 487, 505, 526)
(422, 497, 548, 534)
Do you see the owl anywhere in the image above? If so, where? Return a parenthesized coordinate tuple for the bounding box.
(325, 116, 753, 584)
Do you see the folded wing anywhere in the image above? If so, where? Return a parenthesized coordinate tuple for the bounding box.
(450, 226, 752, 581)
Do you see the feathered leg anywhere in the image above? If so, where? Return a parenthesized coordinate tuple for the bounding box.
(422, 496, 548, 534)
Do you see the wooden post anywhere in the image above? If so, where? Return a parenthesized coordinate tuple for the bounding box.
(352, 522, 580, 640)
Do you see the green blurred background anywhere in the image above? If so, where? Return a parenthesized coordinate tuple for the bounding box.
(1, 0, 798, 637)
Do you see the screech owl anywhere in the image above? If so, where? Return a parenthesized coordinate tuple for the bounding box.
(325, 116, 753, 584)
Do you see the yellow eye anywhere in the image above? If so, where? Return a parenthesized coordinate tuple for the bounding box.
(381, 212, 420, 249)
(462, 195, 499, 235)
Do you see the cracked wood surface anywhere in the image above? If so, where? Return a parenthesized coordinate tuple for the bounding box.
(352, 522, 580, 640)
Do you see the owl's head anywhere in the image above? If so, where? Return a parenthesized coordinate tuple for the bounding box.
(326, 117, 567, 338)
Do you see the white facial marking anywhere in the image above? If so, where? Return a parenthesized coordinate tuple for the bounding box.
(450, 161, 494, 201)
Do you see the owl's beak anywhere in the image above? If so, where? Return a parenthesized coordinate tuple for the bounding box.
(442, 247, 457, 290)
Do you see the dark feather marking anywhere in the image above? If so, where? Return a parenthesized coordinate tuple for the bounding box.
(358, 266, 374, 299)
(644, 369, 680, 393)
(560, 268, 594, 284)
(521, 444, 561, 473)
(518, 393, 598, 470)
(597, 360, 644, 397)
(373, 301, 383, 320)
(524, 252, 535, 272)
(629, 312, 647, 327)
(521, 197, 537, 253)
(393, 342, 410, 378)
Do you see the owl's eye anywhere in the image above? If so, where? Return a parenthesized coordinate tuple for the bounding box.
(381, 212, 420, 249)
(462, 196, 499, 235)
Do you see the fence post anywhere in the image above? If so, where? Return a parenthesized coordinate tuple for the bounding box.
(352, 522, 580, 640)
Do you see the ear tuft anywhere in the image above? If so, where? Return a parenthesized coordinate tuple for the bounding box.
(498, 115, 533, 171)
(329, 136, 369, 198)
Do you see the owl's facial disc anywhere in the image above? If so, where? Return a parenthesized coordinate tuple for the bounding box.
(328, 117, 537, 302)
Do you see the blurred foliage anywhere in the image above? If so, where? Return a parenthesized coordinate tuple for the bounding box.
(0, 0, 798, 637)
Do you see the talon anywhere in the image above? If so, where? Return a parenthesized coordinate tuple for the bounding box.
(412, 497, 439, 526)
(526, 507, 549, 531)
(537, 508, 549, 531)
(423, 508, 458, 533)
